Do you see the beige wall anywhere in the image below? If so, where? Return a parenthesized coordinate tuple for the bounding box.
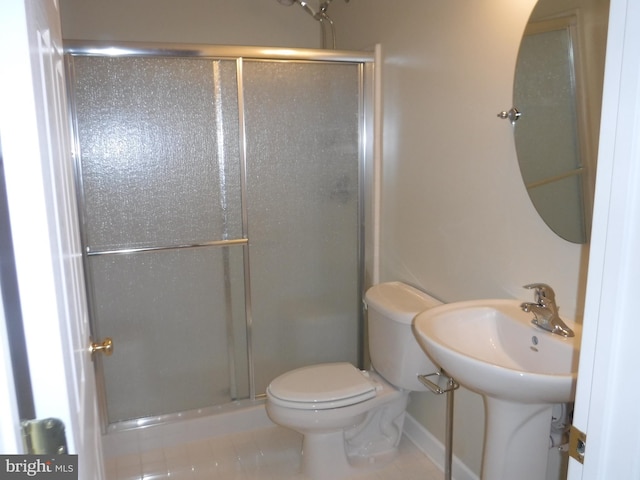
(330, 0, 586, 311)
(59, 0, 321, 47)
(329, 0, 592, 476)
(59, 0, 596, 477)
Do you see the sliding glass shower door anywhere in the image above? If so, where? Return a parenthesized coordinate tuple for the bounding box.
(243, 60, 362, 394)
(66, 45, 371, 429)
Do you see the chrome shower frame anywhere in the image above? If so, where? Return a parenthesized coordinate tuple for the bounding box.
(63, 41, 377, 433)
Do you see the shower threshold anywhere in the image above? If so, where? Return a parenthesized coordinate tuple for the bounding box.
(102, 398, 272, 459)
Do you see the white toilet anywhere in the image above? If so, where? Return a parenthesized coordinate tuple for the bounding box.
(266, 281, 442, 480)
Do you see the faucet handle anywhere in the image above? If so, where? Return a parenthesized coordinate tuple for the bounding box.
(523, 283, 556, 304)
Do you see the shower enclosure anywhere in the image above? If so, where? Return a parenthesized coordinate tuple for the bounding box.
(64, 42, 375, 430)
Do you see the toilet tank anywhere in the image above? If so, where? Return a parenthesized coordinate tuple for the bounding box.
(365, 282, 442, 391)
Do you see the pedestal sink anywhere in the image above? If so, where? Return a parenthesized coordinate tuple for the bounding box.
(413, 299, 580, 480)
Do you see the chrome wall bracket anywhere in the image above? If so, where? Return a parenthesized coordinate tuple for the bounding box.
(497, 107, 522, 124)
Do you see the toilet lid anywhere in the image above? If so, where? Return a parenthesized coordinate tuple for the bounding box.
(267, 362, 377, 410)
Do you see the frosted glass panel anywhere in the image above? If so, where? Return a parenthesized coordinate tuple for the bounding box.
(243, 61, 361, 392)
(70, 55, 248, 424)
(72, 57, 241, 250)
(90, 248, 248, 423)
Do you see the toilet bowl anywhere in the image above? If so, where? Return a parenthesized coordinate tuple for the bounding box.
(265, 282, 442, 480)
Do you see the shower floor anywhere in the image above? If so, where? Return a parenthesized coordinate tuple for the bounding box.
(104, 425, 444, 480)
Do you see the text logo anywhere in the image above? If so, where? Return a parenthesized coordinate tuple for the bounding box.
(0, 455, 77, 479)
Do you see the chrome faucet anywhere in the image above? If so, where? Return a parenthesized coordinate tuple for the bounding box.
(520, 283, 574, 338)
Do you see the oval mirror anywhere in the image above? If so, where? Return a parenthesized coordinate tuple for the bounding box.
(512, 0, 609, 243)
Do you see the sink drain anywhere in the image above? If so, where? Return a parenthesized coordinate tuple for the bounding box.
(530, 336, 539, 351)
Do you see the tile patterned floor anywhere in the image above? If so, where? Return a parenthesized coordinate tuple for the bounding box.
(105, 425, 444, 480)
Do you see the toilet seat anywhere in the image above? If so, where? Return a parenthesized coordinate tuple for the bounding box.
(267, 362, 378, 410)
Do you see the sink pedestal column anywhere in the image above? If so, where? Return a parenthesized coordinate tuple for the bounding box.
(482, 397, 553, 480)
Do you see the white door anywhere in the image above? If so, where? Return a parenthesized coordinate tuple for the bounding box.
(0, 0, 103, 478)
(567, 0, 640, 478)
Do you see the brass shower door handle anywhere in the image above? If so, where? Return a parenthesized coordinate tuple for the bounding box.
(89, 337, 113, 356)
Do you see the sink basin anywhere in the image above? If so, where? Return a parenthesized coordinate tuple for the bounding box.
(413, 299, 580, 403)
(413, 299, 581, 480)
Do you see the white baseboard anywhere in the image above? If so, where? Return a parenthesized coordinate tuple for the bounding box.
(404, 413, 479, 480)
